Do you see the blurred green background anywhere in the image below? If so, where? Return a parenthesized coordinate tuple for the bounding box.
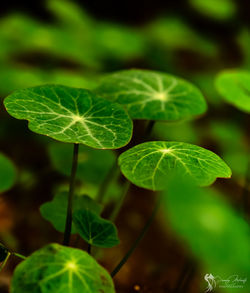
(0, 0, 250, 292)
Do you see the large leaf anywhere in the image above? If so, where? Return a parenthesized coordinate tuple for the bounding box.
(11, 243, 115, 293)
(48, 143, 116, 184)
(215, 70, 250, 113)
(40, 193, 102, 234)
(4, 85, 132, 149)
(163, 177, 250, 292)
(95, 69, 207, 121)
(0, 153, 16, 192)
(119, 141, 231, 190)
(73, 209, 119, 248)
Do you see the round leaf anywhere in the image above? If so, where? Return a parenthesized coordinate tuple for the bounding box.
(95, 69, 207, 121)
(73, 209, 119, 248)
(215, 70, 250, 113)
(118, 141, 231, 190)
(11, 243, 115, 293)
(40, 193, 102, 234)
(0, 153, 16, 192)
(4, 85, 133, 149)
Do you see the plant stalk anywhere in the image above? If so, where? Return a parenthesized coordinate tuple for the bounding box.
(0, 252, 11, 272)
(111, 195, 162, 278)
(63, 143, 79, 246)
(13, 252, 27, 260)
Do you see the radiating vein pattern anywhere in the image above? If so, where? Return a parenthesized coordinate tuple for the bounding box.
(11, 244, 115, 293)
(119, 141, 231, 190)
(95, 69, 207, 120)
(4, 85, 132, 149)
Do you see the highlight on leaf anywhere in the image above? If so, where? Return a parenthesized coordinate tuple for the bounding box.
(4, 85, 133, 149)
(118, 141, 231, 190)
(95, 69, 207, 121)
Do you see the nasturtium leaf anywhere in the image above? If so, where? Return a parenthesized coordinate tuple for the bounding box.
(215, 70, 250, 113)
(40, 193, 102, 234)
(163, 177, 250, 288)
(189, 0, 236, 20)
(95, 69, 207, 121)
(73, 209, 119, 248)
(118, 141, 231, 190)
(11, 243, 115, 293)
(48, 143, 116, 184)
(0, 153, 16, 192)
(4, 85, 132, 149)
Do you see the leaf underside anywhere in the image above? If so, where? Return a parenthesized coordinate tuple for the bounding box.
(215, 70, 250, 113)
(95, 69, 207, 121)
(119, 141, 231, 190)
(73, 209, 120, 248)
(4, 85, 133, 149)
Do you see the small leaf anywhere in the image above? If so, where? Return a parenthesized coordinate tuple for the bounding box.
(215, 70, 250, 113)
(73, 209, 119, 248)
(0, 153, 16, 192)
(119, 141, 231, 190)
(163, 177, 250, 285)
(40, 193, 102, 233)
(95, 69, 207, 121)
(48, 143, 116, 184)
(4, 85, 133, 149)
(11, 243, 115, 293)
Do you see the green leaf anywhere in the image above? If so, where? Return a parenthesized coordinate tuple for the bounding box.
(40, 193, 102, 234)
(118, 141, 231, 190)
(163, 177, 250, 291)
(11, 243, 115, 293)
(4, 85, 132, 149)
(73, 209, 119, 248)
(0, 153, 16, 192)
(95, 69, 207, 121)
(48, 143, 116, 184)
(215, 70, 250, 113)
(189, 0, 236, 20)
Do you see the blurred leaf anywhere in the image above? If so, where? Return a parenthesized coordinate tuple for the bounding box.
(4, 85, 133, 148)
(11, 243, 115, 293)
(163, 177, 250, 292)
(119, 141, 231, 190)
(0, 153, 16, 192)
(73, 209, 119, 248)
(153, 121, 199, 144)
(96, 69, 207, 121)
(40, 193, 102, 233)
(48, 143, 116, 184)
(189, 0, 236, 20)
(215, 69, 250, 113)
(145, 17, 218, 56)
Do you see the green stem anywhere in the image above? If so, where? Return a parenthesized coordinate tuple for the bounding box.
(13, 252, 27, 260)
(96, 158, 119, 204)
(109, 181, 131, 222)
(63, 143, 79, 246)
(0, 252, 11, 272)
(111, 195, 162, 278)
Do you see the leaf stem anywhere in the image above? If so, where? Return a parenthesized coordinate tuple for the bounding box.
(109, 181, 131, 222)
(63, 143, 79, 246)
(96, 158, 119, 204)
(0, 252, 11, 272)
(144, 121, 155, 140)
(111, 195, 162, 278)
(87, 243, 91, 255)
(12, 252, 27, 260)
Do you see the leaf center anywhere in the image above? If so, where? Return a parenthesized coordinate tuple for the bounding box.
(154, 92, 169, 101)
(65, 261, 77, 271)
